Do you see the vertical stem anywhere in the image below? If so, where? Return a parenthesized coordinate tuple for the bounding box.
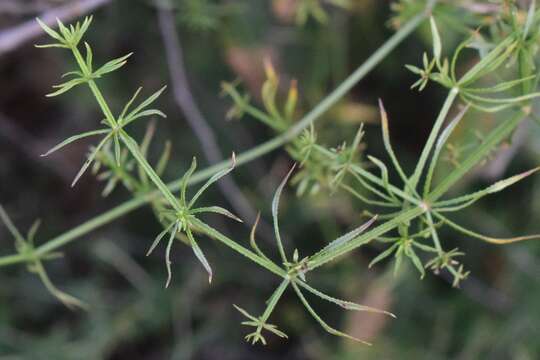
(259, 279, 290, 325)
(120, 130, 182, 212)
(71, 46, 117, 128)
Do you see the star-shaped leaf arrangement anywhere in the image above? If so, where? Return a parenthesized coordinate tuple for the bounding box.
(146, 154, 242, 287)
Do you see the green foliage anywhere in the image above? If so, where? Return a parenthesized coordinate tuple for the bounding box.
(1, 0, 539, 349)
(222, 2, 540, 288)
(0, 205, 86, 309)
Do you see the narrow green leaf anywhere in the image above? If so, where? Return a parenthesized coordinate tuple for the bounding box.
(33, 260, 88, 310)
(427, 110, 525, 202)
(41, 129, 109, 157)
(405, 64, 423, 75)
(434, 212, 540, 245)
(121, 109, 167, 127)
(340, 184, 399, 207)
(191, 206, 243, 223)
(486, 166, 540, 194)
(61, 70, 84, 78)
(181, 157, 198, 206)
(36, 18, 64, 43)
(465, 75, 536, 94)
(367, 155, 394, 199)
(458, 36, 516, 86)
(27, 219, 42, 245)
(315, 215, 378, 258)
(296, 280, 395, 317)
(188, 153, 236, 209)
(407, 247, 425, 278)
(165, 222, 179, 288)
(74, 16, 93, 45)
(291, 282, 371, 345)
(523, 0, 536, 40)
(430, 17, 442, 62)
(94, 53, 133, 77)
(147, 221, 175, 256)
(368, 243, 398, 268)
(102, 177, 119, 197)
(378, 99, 410, 187)
(249, 212, 272, 261)
(409, 87, 458, 189)
(424, 105, 469, 195)
(272, 164, 296, 264)
(464, 91, 540, 105)
(0, 204, 26, 246)
(436, 166, 540, 208)
(119, 87, 142, 121)
(84, 42, 93, 71)
(71, 133, 112, 187)
(113, 134, 121, 166)
(46, 77, 86, 97)
(35, 43, 68, 49)
(156, 141, 172, 176)
(186, 227, 213, 283)
(56, 18, 71, 41)
(125, 85, 167, 122)
(233, 304, 259, 322)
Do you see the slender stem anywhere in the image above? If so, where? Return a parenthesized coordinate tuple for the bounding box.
(424, 211, 443, 252)
(259, 278, 290, 324)
(71, 46, 117, 128)
(192, 218, 286, 278)
(120, 130, 182, 212)
(0, 10, 428, 267)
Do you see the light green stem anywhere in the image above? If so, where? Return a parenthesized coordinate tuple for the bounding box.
(71, 46, 117, 128)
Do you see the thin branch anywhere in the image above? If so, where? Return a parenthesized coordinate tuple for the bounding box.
(0, 0, 111, 56)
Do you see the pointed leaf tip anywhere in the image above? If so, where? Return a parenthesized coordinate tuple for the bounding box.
(430, 16, 442, 62)
(488, 166, 540, 194)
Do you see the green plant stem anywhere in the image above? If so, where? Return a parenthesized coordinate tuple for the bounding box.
(192, 218, 286, 278)
(71, 46, 117, 128)
(120, 130, 182, 212)
(258, 278, 290, 324)
(0, 10, 430, 268)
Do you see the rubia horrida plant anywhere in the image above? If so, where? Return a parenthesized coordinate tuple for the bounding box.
(222, 3, 540, 286)
(1, 13, 402, 345)
(1, 0, 539, 345)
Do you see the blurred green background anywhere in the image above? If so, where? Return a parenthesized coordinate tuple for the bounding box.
(0, 0, 539, 359)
